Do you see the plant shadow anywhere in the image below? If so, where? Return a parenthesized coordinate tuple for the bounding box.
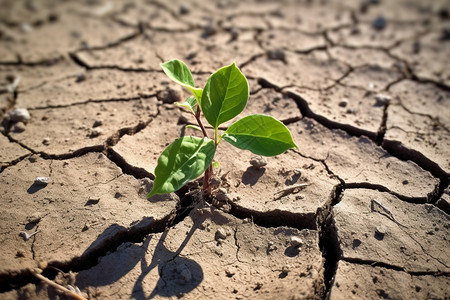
(75, 210, 209, 299)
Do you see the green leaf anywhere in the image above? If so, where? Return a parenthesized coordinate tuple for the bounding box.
(185, 124, 201, 131)
(223, 114, 298, 156)
(200, 62, 248, 129)
(175, 96, 197, 114)
(148, 136, 215, 197)
(160, 59, 203, 100)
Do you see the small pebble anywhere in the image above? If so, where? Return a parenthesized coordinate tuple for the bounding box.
(215, 228, 227, 240)
(216, 188, 231, 202)
(374, 93, 391, 106)
(267, 49, 286, 62)
(92, 119, 103, 128)
(267, 241, 277, 252)
(34, 177, 50, 185)
(89, 128, 103, 138)
(290, 236, 303, 248)
(225, 267, 235, 277)
(346, 107, 357, 114)
(375, 226, 387, 239)
(372, 16, 387, 30)
(9, 108, 30, 123)
(42, 138, 50, 145)
(250, 156, 267, 168)
(338, 99, 348, 107)
(229, 27, 239, 41)
(75, 73, 86, 83)
(179, 4, 190, 15)
(441, 27, 450, 41)
(203, 21, 216, 37)
(179, 267, 192, 283)
(20, 23, 32, 33)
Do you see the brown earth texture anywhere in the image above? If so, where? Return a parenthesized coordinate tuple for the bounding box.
(0, 0, 449, 299)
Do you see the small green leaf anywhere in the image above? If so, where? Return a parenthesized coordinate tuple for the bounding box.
(186, 124, 201, 131)
(175, 96, 197, 114)
(223, 114, 298, 156)
(148, 136, 215, 197)
(200, 62, 248, 129)
(160, 59, 203, 100)
(213, 161, 220, 169)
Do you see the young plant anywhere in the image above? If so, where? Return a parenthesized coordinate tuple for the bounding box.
(147, 59, 298, 198)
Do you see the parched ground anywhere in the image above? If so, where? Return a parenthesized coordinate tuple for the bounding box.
(0, 0, 449, 299)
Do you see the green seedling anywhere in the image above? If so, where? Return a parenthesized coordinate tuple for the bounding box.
(147, 59, 298, 198)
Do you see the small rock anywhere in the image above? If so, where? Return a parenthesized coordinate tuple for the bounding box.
(179, 267, 192, 283)
(157, 86, 182, 104)
(290, 236, 303, 248)
(229, 27, 239, 42)
(203, 21, 216, 38)
(267, 241, 277, 252)
(42, 138, 50, 145)
(268, 49, 286, 62)
(93, 119, 103, 128)
(89, 128, 103, 138)
(225, 267, 235, 277)
(86, 197, 100, 205)
(20, 23, 32, 33)
(338, 99, 348, 107)
(215, 228, 227, 240)
(441, 27, 450, 41)
(250, 156, 267, 168)
(374, 93, 391, 106)
(34, 177, 50, 185)
(75, 74, 86, 83)
(375, 225, 387, 239)
(216, 188, 231, 202)
(438, 8, 449, 20)
(82, 223, 90, 232)
(346, 107, 358, 114)
(179, 4, 190, 15)
(114, 192, 122, 198)
(372, 16, 387, 30)
(9, 108, 30, 123)
(16, 250, 26, 258)
(11, 121, 26, 133)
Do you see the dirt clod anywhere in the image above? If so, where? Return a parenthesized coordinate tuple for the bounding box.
(34, 177, 50, 185)
(8, 108, 30, 123)
(290, 236, 303, 248)
(249, 155, 267, 168)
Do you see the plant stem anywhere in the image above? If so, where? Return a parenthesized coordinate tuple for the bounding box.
(195, 106, 209, 139)
(195, 106, 213, 192)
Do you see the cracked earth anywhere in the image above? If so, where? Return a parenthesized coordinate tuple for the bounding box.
(0, 0, 449, 299)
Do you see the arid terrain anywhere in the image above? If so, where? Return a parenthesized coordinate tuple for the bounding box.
(0, 0, 449, 299)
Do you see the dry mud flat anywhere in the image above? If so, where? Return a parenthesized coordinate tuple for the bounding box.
(0, 0, 449, 299)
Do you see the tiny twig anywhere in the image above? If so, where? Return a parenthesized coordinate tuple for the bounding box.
(370, 199, 407, 227)
(31, 271, 87, 300)
(274, 183, 310, 196)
